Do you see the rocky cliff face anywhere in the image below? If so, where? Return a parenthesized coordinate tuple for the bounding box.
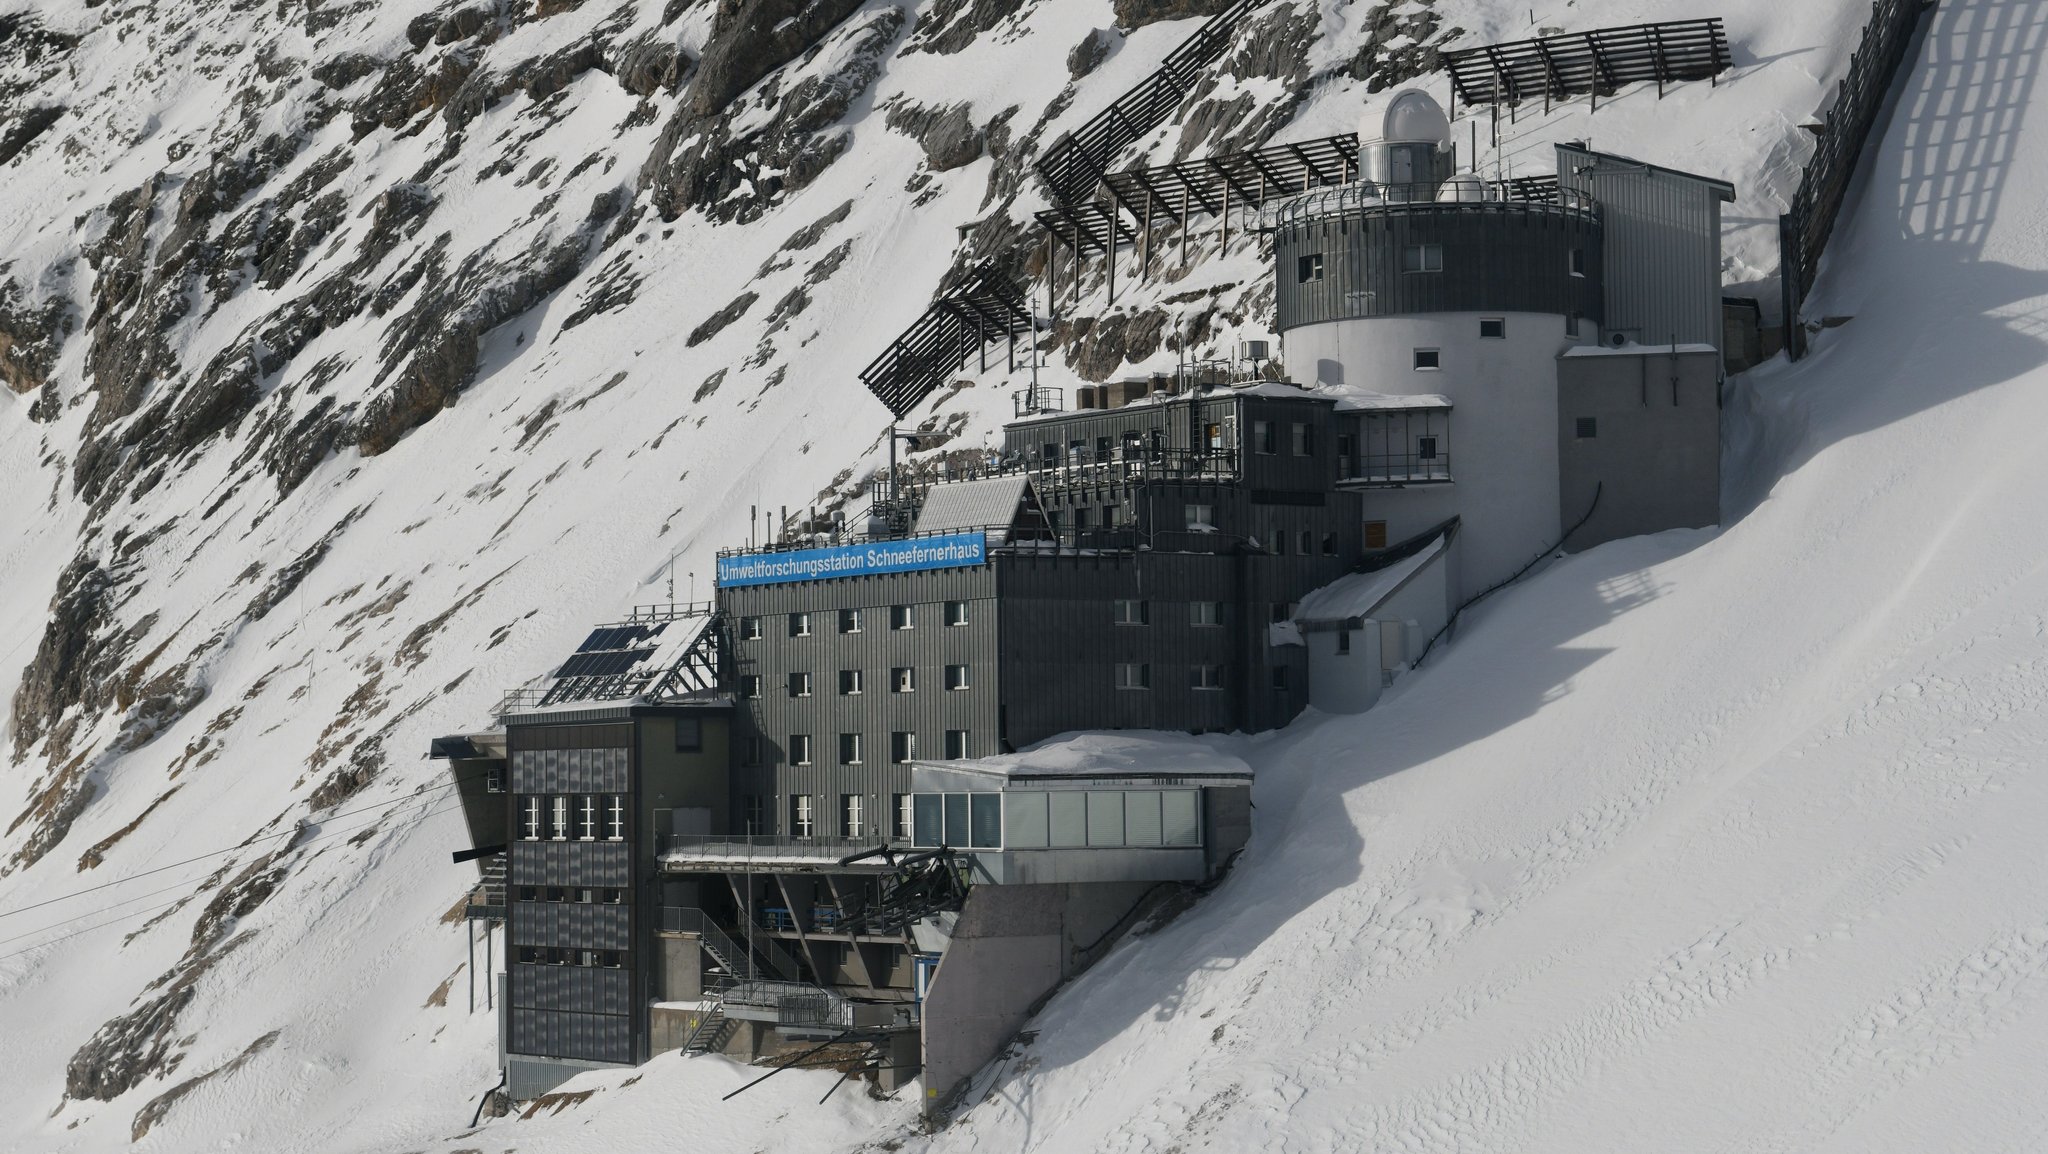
(0, 0, 1477, 1145)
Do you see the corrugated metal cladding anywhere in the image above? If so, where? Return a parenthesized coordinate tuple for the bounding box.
(508, 748, 629, 793)
(722, 566, 1001, 829)
(511, 965, 632, 1015)
(1273, 205, 1605, 332)
(506, 722, 632, 750)
(1555, 144, 1728, 349)
(512, 903, 632, 950)
(508, 1004, 631, 1064)
(510, 842, 632, 886)
(914, 474, 1033, 533)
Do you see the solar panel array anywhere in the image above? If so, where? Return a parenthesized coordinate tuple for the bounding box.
(542, 622, 672, 705)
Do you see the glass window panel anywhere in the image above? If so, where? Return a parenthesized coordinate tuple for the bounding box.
(1124, 791, 1163, 846)
(944, 793, 970, 847)
(1005, 792, 1048, 848)
(970, 794, 1003, 848)
(1162, 791, 1201, 846)
(1048, 792, 1087, 847)
(1086, 792, 1125, 847)
(913, 794, 943, 848)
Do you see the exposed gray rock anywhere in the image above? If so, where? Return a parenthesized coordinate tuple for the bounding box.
(0, 272, 70, 394)
(611, 32, 689, 97)
(1113, 0, 1233, 29)
(0, 104, 62, 166)
(905, 0, 1026, 55)
(687, 291, 758, 347)
(888, 102, 984, 172)
(1067, 28, 1120, 79)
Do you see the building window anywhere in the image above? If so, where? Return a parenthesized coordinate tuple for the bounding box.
(743, 795, 766, 833)
(1365, 520, 1389, 548)
(939, 730, 969, 760)
(891, 604, 914, 630)
(1401, 243, 1443, 272)
(1115, 663, 1151, 690)
(1570, 247, 1586, 277)
(895, 795, 914, 839)
(1271, 603, 1291, 624)
(1273, 666, 1290, 690)
(891, 731, 917, 764)
(1480, 317, 1506, 339)
(1191, 664, 1224, 690)
(518, 946, 539, 964)
(606, 795, 625, 840)
(945, 600, 969, 626)
(839, 732, 864, 765)
(1185, 503, 1214, 530)
(517, 885, 538, 903)
(838, 607, 862, 633)
(1299, 530, 1313, 555)
(838, 668, 864, 695)
(1191, 601, 1223, 627)
(791, 795, 815, 838)
(892, 666, 916, 693)
(1203, 422, 1224, 451)
(842, 794, 865, 837)
(1323, 533, 1338, 555)
(1296, 252, 1325, 283)
(1114, 599, 1148, 626)
(675, 718, 702, 751)
(1418, 435, 1439, 460)
(522, 797, 542, 840)
(742, 736, 764, 766)
(740, 615, 762, 640)
(788, 671, 812, 698)
(1273, 531, 1288, 556)
(577, 796, 598, 840)
(1253, 420, 1277, 454)
(1566, 313, 1582, 337)
(945, 664, 971, 691)
(551, 796, 570, 841)
(789, 612, 811, 637)
(1413, 348, 1441, 371)
(1073, 506, 1093, 532)
(1069, 438, 1086, 463)
(789, 734, 812, 766)
(1576, 417, 1598, 438)
(740, 674, 762, 699)
(1290, 423, 1314, 456)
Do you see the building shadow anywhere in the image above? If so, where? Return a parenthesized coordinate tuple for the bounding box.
(958, 0, 2048, 1125)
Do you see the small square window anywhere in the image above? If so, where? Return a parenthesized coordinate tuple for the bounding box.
(1274, 531, 1288, 556)
(740, 675, 762, 699)
(675, 717, 703, 751)
(890, 605, 914, 630)
(788, 672, 812, 698)
(1185, 503, 1215, 530)
(788, 612, 811, 637)
(1191, 601, 1223, 627)
(1298, 530, 1313, 555)
(1401, 243, 1443, 273)
(1253, 420, 1276, 455)
(739, 616, 762, 640)
(1566, 313, 1582, 337)
(839, 732, 863, 765)
(1115, 663, 1151, 690)
(945, 600, 970, 626)
(1190, 664, 1224, 690)
(1570, 248, 1587, 277)
(838, 608, 862, 633)
(1322, 533, 1337, 556)
(1272, 666, 1291, 690)
(838, 669, 864, 695)
(945, 730, 972, 760)
(741, 736, 764, 766)
(1576, 417, 1598, 439)
(1413, 348, 1441, 371)
(1114, 599, 1148, 626)
(1418, 435, 1438, 461)
(892, 666, 916, 693)
(1296, 253, 1325, 283)
(1336, 630, 1352, 655)
(946, 664, 971, 690)
(1479, 317, 1506, 339)
(1290, 423, 1313, 456)
(891, 731, 917, 764)
(789, 734, 813, 766)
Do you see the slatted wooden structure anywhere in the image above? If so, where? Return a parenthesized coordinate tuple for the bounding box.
(1034, 0, 1273, 205)
(859, 262, 1038, 419)
(1443, 19, 1731, 111)
(1101, 133, 1361, 222)
(1780, 0, 1934, 359)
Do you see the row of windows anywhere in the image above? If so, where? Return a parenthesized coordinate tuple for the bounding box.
(1296, 244, 1585, 282)
(740, 602, 971, 640)
(516, 886, 626, 904)
(742, 664, 972, 699)
(1113, 663, 1228, 690)
(782, 792, 907, 838)
(774, 729, 974, 766)
(909, 790, 1203, 850)
(516, 947, 624, 968)
(1247, 420, 1317, 457)
(518, 795, 627, 841)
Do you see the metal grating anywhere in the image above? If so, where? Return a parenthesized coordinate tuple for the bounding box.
(1443, 18, 1731, 109)
(858, 261, 1038, 420)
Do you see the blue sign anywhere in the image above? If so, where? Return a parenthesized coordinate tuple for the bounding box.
(716, 532, 988, 588)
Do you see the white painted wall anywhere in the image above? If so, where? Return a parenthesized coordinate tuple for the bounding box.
(1307, 626, 1383, 714)
(1287, 312, 1595, 598)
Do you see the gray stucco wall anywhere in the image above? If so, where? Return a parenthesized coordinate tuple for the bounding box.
(1556, 348, 1722, 550)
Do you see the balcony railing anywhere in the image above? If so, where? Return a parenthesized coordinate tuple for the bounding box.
(660, 832, 890, 863)
(1261, 179, 1597, 231)
(1341, 453, 1454, 485)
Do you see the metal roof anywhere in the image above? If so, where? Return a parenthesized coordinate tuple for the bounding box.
(913, 474, 1037, 535)
(1293, 535, 1447, 627)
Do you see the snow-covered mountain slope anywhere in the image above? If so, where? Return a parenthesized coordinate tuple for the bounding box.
(0, 0, 1976, 1148)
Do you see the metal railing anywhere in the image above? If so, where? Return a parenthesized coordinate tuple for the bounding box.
(1261, 179, 1597, 231)
(661, 907, 802, 983)
(660, 832, 890, 861)
(724, 980, 857, 1029)
(1342, 453, 1454, 485)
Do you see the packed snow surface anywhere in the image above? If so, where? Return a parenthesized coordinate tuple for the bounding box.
(927, 729, 1255, 780)
(4, 0, 2047, 1150)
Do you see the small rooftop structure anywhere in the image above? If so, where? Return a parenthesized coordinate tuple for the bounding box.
(1292, 533, 1449, 629)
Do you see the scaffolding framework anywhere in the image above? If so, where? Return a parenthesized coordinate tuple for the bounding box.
(1442, 18, 1731, 112)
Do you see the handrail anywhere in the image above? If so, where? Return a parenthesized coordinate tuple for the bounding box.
(662, 907, 803, 983)
(1260, 180, 1597, 231)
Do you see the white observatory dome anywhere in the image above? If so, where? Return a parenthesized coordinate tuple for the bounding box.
(1367, 89, 1452, 147)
